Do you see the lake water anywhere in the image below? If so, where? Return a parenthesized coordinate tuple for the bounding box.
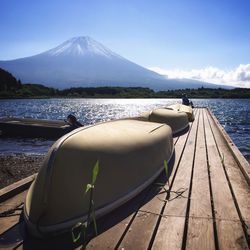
(0, 98, 249, 162)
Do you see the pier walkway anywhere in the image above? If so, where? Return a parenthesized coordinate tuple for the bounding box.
(0, 108, 249, 249)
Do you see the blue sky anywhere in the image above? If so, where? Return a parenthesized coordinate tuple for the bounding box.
(1, 0, 250, 87)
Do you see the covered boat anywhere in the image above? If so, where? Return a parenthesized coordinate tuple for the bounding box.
(0, 117, 72, 139)
(167, 104, 194, 122)
(139, 108, 189, 135)
(24, 119, 174, 237)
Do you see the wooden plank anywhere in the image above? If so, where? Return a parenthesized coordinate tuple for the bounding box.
(188, 109, 212, 219)
(161, 109, 200, 217)
(0, 190, 27, 235)
(216, 220, 249, 250)
(86, 196, 143, 249)
(204, 111, 239, 219)
(0, 174, 35, 203)
(0, 217, 20, 235)
(152, 109, 200, 249)
(206, 110, 250, 222)
(207, 109, 250, 185)
(186, 109, 215, 250)
(152, 216, 184, 250)
(203, 109, 248, 249)
(186, 218, 215, 250)
(0, 191, 27, 212)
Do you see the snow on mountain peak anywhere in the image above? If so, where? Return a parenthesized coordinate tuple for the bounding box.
(46, 36, 120, 58)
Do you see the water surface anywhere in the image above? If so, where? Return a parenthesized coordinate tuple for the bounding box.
(0, 98, 249, 162)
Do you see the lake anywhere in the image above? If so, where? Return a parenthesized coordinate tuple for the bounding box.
(0, 98, 249, 162)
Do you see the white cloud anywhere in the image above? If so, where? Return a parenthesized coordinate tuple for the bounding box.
(148, 64, 250, 88)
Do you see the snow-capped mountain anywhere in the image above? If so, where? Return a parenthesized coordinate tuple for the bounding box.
(0, 36, 218, 90)
(45, 37, 121, 58)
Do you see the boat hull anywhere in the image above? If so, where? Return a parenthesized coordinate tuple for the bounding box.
(24, 119, 174, 237)
(168, 104, 194, 122)
(0, 118, 71, 138)
(139, 108, 189, 135)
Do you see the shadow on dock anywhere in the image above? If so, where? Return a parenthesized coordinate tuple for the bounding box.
(173, 124, 190, 138)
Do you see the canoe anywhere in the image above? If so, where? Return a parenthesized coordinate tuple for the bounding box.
(139, 108, 189, 135)
(0, 117, 72, 139)
(167, 104, 194, 122)
(24, 119, 174, 237)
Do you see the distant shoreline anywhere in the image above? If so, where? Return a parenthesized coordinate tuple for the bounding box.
(1, 96, 250, 100)
(1, 85, 250, 99)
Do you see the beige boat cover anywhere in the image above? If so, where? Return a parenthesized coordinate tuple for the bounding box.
(167, 103, 194, 122)
(139, 108, 189, 135)
(24, 119, 173, 237)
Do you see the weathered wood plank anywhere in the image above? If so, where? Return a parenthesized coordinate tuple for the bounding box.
(152, 109, 200, 249)
(204, 111, 239, 219)
(207, 109, 250, 186)
(161, 109, 200, 217)
(216, 220, 249, 250)
(0, 190, 27, 235)
(186, 218, 215, 250)
(0, 190, 27, 213)
(86, 214, 135, 249)
(203, 109, 248, 249)
(0, 174, 35, 203)
(188, 109, 212, 219)
(186, 109, 215, 250)
(86, 196, 142, 249)
(152, 216, 185, 250)
(206, 110, 250, 222)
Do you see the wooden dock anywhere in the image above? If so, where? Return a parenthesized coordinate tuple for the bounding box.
(0, 108, 249, 249)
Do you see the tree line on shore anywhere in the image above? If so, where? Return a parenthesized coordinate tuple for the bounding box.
(1, 67, 250, 99)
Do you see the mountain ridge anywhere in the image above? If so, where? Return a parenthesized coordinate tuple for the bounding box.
(0, 36, 223, 90)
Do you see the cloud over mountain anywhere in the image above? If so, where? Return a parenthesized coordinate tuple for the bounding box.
(149, 64, 250, 88)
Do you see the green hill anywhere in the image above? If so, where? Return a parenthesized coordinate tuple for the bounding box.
(0, 68, 22, 93)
